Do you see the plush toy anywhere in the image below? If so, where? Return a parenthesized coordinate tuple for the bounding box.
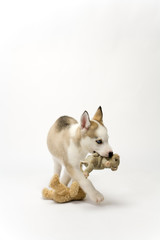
(81, 153, 120, 177)
(42, 174, 86, 203)
(42, 153, 120, 203)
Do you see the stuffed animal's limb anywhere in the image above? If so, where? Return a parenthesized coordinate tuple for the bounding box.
(52, 192, 72, 203)
(69, 181, 80, 197)
(81, 155, 99, 176)
(69, 181, 86, 200)
(42, 188, 55, 200)
(103, 160, 111, 168)
(83, 163, 95, 177)
(66, 164, 104, 203)
(49, 174, 69, 195)
(61, 169, 71, 186)
(73, 187, 86, 201)
(42, 187, 72, 203)
(43, 175, 73, 203)
(52, 187, 86, 203)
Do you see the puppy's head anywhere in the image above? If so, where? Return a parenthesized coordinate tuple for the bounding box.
(80, 106, 113, 157)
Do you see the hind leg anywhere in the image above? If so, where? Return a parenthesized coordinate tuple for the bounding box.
(53, 157, 62, 176)
(61, 169, 71, 185)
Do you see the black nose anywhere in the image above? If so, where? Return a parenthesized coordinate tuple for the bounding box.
(108, 152, 113, 158)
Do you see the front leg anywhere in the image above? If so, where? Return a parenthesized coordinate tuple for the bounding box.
(65, 164, 104, 203)
(61, 169, 71, 186)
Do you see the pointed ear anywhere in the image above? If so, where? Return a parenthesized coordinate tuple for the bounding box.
(92, 106, 103, 123)
(80, 111, 91, 130)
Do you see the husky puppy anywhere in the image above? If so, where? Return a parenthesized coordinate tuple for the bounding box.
(47, 107, 113, 203)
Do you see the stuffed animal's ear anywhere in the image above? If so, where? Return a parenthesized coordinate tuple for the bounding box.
(80, 111, 91, 130)
(92, 106, 103, 123)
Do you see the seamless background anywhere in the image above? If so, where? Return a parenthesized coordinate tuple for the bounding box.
(0, 1, 160, 240)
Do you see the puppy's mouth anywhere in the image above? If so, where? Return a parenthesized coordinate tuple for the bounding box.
(93, 151, 107, 157)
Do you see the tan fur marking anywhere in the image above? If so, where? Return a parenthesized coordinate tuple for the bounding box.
(92, 107, 103, 124)
(55, 116, 77, 132)
(85, 120, 98, 138)
(47, 116, 78, 161)
(72, 127, 81, 147)
(47, 123, 70, 161)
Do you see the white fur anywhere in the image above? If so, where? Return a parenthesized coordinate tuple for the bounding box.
(68, 124, 89, 165)
(52, 157, 62, 176)
(58, 121, 104, 203)
(69, 123, 79, 137)
(50, 112, 112, 203)
(65, 121, 111, 202)
(92, 120, 113, 157)
(67, 142, 104, 203)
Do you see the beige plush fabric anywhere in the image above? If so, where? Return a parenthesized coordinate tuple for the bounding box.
(42, 174, 86, 203)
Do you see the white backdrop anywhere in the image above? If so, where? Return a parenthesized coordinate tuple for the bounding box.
(0, 1, 160, 240)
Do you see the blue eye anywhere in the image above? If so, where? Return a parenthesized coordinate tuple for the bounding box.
(96, 139, 103, 144)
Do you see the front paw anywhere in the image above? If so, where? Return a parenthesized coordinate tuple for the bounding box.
(90, 191, 104, 203)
